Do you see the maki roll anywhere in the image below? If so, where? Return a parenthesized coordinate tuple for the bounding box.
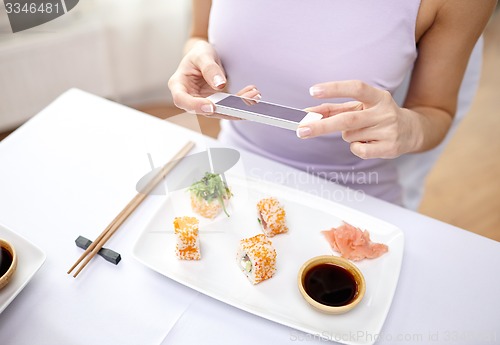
(257, 197, 288, 237)
(189, 172, 232, 219)
(236, 234, 277, 284)
(173, 216, 201, 260)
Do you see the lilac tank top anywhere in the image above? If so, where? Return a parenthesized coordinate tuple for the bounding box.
(209, 0, 421, 204)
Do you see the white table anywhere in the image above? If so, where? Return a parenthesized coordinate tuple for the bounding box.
(0, 89, 498, 345)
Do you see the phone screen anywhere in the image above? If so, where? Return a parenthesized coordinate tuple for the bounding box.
(216, 95, 308, 122)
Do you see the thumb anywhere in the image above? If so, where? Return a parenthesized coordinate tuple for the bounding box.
(198, 55, 227, 90)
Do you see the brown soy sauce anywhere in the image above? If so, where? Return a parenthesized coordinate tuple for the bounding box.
(304, 263, 358, 307)
(0, 247, 13, 277)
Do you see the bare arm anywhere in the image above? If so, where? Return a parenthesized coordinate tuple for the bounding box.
(183, 0, 212, 53)
(404, 0, 497, 152)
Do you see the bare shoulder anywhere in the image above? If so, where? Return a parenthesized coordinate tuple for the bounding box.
(406, 0, 496, 117)
(436, 0, 497, 33)
(416, 0, 497, 42)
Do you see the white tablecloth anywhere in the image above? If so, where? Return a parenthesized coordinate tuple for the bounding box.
(0, 89, 498, 345)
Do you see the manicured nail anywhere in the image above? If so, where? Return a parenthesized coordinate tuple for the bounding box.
(297, 127, 311, 138)
(201, 103, 214, 113)
(309, 86, 323, 97)
(213, 75, 225, 88)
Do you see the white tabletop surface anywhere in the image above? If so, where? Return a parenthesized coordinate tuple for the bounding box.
(0, 89, 498, 345)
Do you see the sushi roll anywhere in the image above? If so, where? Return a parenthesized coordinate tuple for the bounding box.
(236, 234, 277, 284)
(173, 216, 201, 260)
(257, 197, 288, 237)
(189, 172, 232, 219)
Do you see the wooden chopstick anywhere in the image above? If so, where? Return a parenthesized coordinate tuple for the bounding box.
(68, 141, 195, 277)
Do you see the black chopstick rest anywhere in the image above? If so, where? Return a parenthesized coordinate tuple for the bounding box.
(75, 236, 121, 265)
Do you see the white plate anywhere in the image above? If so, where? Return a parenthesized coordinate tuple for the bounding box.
(133, 174, 404, 345)
(0, 223, 46, 314)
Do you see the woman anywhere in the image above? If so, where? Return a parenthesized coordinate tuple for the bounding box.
(168, 0, 496, 205)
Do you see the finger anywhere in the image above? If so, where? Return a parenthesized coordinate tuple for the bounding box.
(196, 55, 227, 90)
(350, 141, 399, 159)
(241, 89, 262, 101)
(169, 80, 215, 115)
(309, 80, 387, 106)
(241, 91, 262, 106)
(234, 85, 261, 106)
(342, 129, 369, 143)
(242, 98, 258, 106)
(304, 101, 363, 118)
(297, 109, 379, 139)
(341, 125, 387, 143)
(236, 85, 259, 96)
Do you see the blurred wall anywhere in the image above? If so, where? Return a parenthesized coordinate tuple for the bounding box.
(0, 0, 191, 131)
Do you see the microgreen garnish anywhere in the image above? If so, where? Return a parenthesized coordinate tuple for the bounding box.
(189, 172, 232, 217)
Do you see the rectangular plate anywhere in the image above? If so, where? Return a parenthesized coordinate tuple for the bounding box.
(133, 174, 404, 345)
(0, 223, 46, 314)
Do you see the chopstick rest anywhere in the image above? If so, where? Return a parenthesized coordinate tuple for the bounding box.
(67, 141, 195, 277)
(75, 236, 121, 265)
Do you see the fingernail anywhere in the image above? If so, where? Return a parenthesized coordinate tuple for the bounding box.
(213, 75, 225, 88)
(309, 86, 323, 97)
(201, 103, 214, 113)
(255, 93, 262, 100)
(297, 127, 311, 139)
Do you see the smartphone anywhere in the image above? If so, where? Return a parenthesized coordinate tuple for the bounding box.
(207, 93, 322, 130)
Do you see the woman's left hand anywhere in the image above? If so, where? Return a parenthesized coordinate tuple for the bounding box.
(297, 80, 423, 159)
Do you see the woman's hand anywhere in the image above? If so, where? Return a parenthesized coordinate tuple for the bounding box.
(168, 39, 261, 118)
(297, 80, 428, 159)
(168, 40, 227, 114)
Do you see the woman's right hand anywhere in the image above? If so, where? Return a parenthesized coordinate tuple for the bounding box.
(168, 40, 226, 115)
(168, 40, 261, 117)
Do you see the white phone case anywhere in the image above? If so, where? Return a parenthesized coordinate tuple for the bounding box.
(207, 93, 322, 131)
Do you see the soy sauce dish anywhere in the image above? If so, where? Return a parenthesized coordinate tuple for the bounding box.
(0, 238, 17, 290)
(298, 255, 365, 314)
